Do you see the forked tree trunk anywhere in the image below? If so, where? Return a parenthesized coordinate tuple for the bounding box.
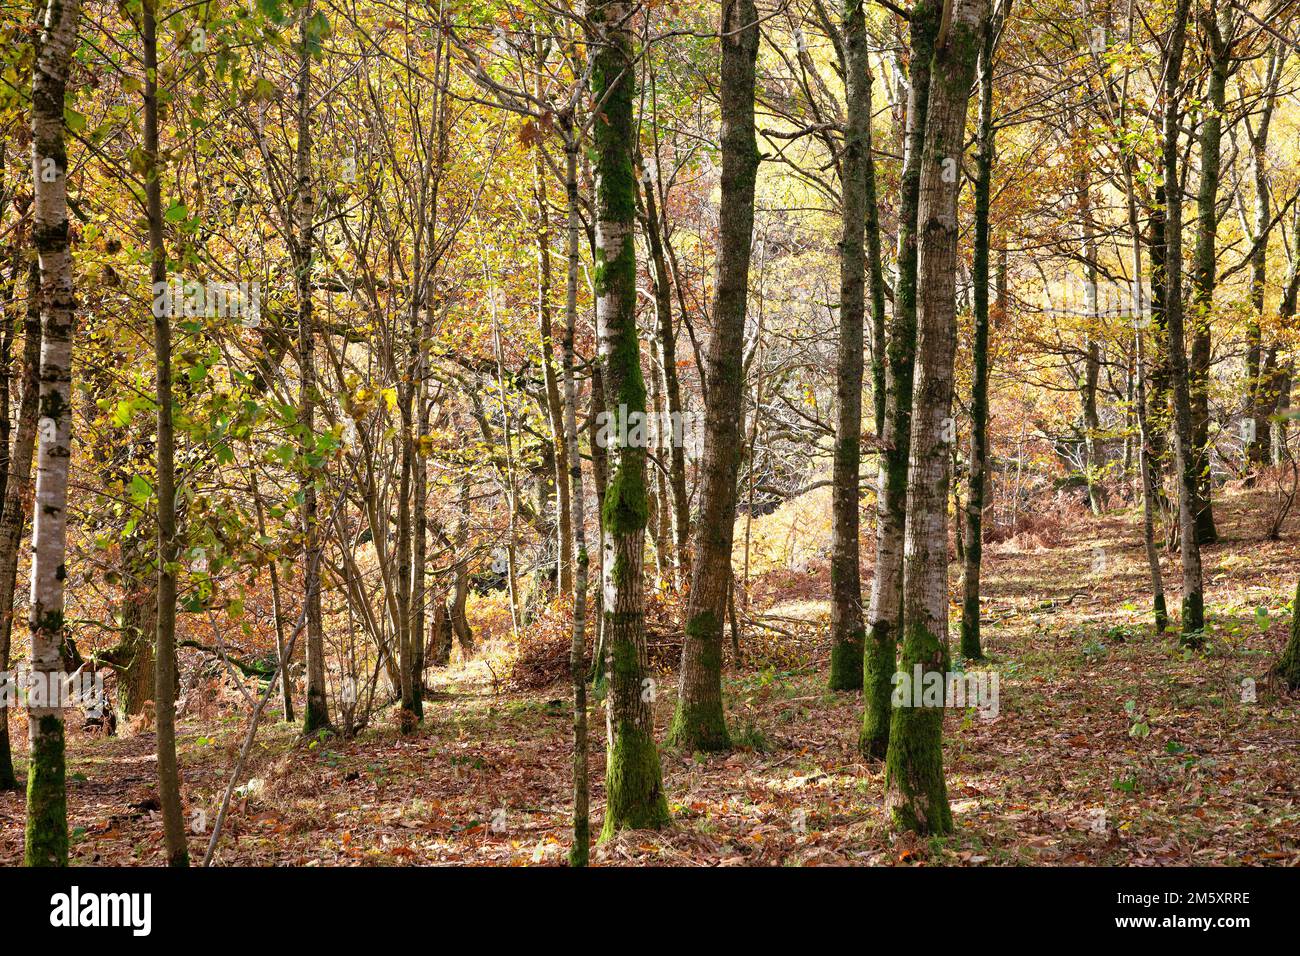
(884, 0, 988, 835)
(861, 0, 941, 760)
(25, 0, 82, 866)
(668, 0, 759, 751)
(589, 0, 670, 836)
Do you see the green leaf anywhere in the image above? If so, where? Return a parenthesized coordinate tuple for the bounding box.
(128, 474, 154, 504)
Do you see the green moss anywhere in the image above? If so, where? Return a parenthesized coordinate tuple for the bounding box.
(601, 460, 648, 539)
(667, 608, 730, 751)
(606, 623, 642, 685)
(959, 593, 983, 660)
(569, 816, 590, 867)
(1272, 579, 1300, 690)
(860, 618, 895, 759)
(1180, 590, 1205, 646)
(828, 626, 864, 691)
(884, 621, 952, 835)
(24, 714, 67, 866)
(600, 723, 671, 838)
(301, 691, 331, 736)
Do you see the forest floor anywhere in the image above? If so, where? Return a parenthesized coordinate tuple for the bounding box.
(2, 486, 1298, 866)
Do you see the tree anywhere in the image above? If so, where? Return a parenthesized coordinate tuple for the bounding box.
(295, 1, 330, 735)
(960, 0, 1011, 662)
(559, 106, 591, 866)
(862, 0, 942, 760)
(141, 0, 188, 866)
(25, 0, 82, 867)
(669, 0, 760, 751)
(827, 0, 869, 692)
(1187, 5, 1235, 544)
(885, 0, 989, 834)
(1160, 0, 1206, 642)
(588, 0, 670, 836)
(0, 259, 40, 791)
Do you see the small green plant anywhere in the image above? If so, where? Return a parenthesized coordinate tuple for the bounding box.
(1124, 699, 1150, 738)
(732, 719, 773, 753)
(1113, 772, 1139, 793)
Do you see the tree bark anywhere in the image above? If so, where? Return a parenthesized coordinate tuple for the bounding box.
(1120, 106, 1169, 634)
(535, 72, 573, 596)
(1079, 174, 1105, 515)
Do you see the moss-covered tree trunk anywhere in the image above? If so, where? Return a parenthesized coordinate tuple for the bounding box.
(1160, 0, 1205, 643)
(0, 259, 41, 790)
(828, 0, 869, 692)
(884, 0, 988, 835)
(295, 3, 330, 735)
(667, 0, 759, 751)
(1272, 578, 1300, 690)
(589, 0, 670, 836)
(861, 0, 940, 760)
(25, 0, 81, 866)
